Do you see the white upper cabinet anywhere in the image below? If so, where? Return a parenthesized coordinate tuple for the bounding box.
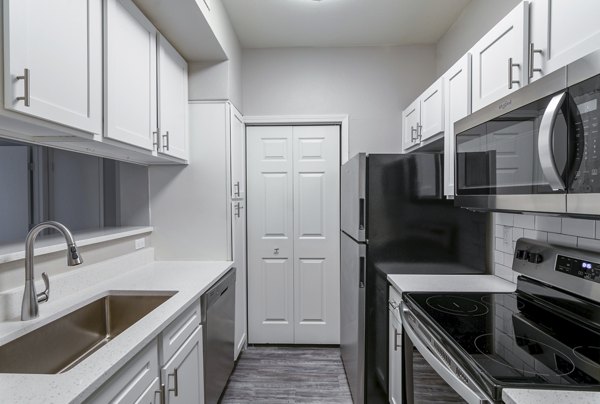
(158, 34, 188, 161)
(419, 77, 444, 143)
(529, 0, 600, 82)
(402, 98, 421, 151)
(105, 0, 157, 151)
(443, 54, 472, 197)
(471, 1, 529, 112)
(3, 0, 102, 134)
(229, 105, 245, 200)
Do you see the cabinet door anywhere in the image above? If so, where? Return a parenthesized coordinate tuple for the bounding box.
(105, 0, 157, 151)
(3, 0, 102, 133)
(443, 54, 472, 198)
(230, 105, 245, 200)
(471, 1, 529, 112)
(158, 34, 188, 160)
(530, 0, 600, 82)
(162, 326, 204, 404)
(86, 340, 160, 404)
(134, 378, 160, 404)
(388, 313, 402, 404)
(232, 199, 247, 359)
(419, 78, 444, 143)
(402, 99, 420, 152)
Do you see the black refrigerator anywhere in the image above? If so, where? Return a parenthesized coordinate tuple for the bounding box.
(340, 153, 488, 404)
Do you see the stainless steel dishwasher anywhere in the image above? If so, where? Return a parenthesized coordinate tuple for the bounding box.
(201, 268, 236, 404)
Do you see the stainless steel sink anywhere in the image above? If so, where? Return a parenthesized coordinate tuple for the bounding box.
(0, 291, 176, 374)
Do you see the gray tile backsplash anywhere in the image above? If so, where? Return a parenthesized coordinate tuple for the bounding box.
(492, 213, 600, 283)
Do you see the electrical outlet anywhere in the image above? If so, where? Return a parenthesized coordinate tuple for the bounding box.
(503, 226, 512, 245)
(135, 238, 146, 250)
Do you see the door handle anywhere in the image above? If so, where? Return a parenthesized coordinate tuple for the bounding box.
(274, 248, 280, 255)
(153, 128, 160, 151)
(394, 328, 401, 351)
(156, 383, 166, 404)
(538, 92, 567, 191)
(508, 58, 520, 89)
(234, 181, 240, 197)
(416, 122, 423, 141)
(162, 131, 170, 151)
(16, 68, 30, 107)
(528, 43, 543, 79)
(168, 368, 179, 396)
(410, 126, 418, 142)
(359, 256, 366, 288)
(235, 202, 244, 218)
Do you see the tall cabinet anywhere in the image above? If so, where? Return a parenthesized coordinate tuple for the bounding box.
(187, 101, 247, 360)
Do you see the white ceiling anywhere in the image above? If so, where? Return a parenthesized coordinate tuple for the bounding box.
(222, 0, 471, 48)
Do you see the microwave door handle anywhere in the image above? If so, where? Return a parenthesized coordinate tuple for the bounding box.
(538, 92, 567, 191)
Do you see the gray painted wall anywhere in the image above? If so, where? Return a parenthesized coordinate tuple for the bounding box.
(436, 0, 522, 76)
(242, 45, 436, 156)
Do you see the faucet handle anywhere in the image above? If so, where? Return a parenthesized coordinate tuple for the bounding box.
(37, 272, 50, 303)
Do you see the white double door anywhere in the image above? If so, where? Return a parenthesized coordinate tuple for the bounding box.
(247, 125, 340, 344)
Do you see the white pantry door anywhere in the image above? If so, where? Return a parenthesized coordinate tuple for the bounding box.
(247, 125, 340, 344)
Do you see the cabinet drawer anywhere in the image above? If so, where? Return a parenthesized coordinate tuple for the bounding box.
(160, 300, 201, 363)
(86, 339, 159, 403)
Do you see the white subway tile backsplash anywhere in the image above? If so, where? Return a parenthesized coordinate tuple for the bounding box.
(495, 225, 504, 238)
(503, 252, 514, 267)
(514, 214, 535, 230)
(512, 227, 524, 241)
(494, 250, 504, 264)
(547, 232, 578, 247)
(535, 216, 562, 233)
(561, 218, 596, 238)
(494, 263, 513, 281)
(496, 213, 514, 226)
(577, 237, 600, 252)
(523, 229, 547, 241)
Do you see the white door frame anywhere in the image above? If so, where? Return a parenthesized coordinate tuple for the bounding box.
(243, 114, 349, 163)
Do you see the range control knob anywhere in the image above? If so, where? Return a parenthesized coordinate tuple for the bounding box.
(527, 253, 543, 264)
(515, 249, 529, 260)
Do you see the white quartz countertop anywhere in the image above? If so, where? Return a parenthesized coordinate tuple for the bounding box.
(503, 388, 600, 404)
(387, 274, 516, 293)
(0, 258, 233, 404)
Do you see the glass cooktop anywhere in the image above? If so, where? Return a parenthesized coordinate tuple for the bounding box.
(404, 287, 600, 398)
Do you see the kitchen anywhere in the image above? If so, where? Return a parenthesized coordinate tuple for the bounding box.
(0, 0, 599, 403)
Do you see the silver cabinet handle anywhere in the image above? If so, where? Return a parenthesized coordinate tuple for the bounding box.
(538, 92, 567, 191)
(16, 68, 30, 107)
(234, 202, 244, 218)
(156, 383, 166, 404)
(508, 58, 520, 89)
(410, 126, 418, 142)
(234, 181, 240, 197)
(274, 248, 279, 255)
(528, 43, 543, 79)
(162, 131, 170, 151)
(416, 122, 423, 141)
(168, 368, 179, 396)
(153, 128, 160, 151)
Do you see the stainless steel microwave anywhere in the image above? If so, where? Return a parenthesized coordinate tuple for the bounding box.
(454, 49, 600, 216)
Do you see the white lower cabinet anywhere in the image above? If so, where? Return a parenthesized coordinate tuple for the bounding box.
(86, 340, 161, 403)
(161, 326, 204, 404)
(86, 302, 204, 404)
(388, 287, 402, 404)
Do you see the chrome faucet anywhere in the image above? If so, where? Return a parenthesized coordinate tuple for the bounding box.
(21, 221, 83, 321)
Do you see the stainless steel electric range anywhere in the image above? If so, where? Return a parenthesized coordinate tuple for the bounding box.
(401, 238, 600, 403)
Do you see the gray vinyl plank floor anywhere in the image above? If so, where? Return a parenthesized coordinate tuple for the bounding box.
(220, 346, 353, 404)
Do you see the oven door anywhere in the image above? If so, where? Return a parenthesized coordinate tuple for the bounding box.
(401, 302, 492, 404)
(454, 69, 574, 214)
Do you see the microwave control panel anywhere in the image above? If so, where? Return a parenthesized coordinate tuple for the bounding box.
(556, 254, 600, 284)
(570, 74, 600, 193)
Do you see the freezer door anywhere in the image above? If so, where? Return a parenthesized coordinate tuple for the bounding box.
(340, 231, 366, 404)
(341, 153, 366, 242)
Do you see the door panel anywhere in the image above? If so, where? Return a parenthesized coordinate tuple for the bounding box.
(402, 99, 421, 151)
(247, 126, 294, 343)
(232, 200, 247, 360)
(293, 126, 340, 344)
(340, 153, 366, 241)
(420, 78, 444, 142)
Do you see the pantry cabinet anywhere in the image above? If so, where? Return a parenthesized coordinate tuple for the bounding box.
(443, 54, 471, 198)
(232, 198, 247, 359)
(471, 1, 529, 112)
(104, 0, 158, 152)
(3, 0, 103, 134)
(529, 0, 600, 82)
(157, 34, 188, 161)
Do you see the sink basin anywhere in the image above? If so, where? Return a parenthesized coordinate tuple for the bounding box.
(0, 291, 176, 374)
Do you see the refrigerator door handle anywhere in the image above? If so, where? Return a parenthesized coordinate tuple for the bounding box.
(359, 256, 365, 288)
(359, 198, 365, 231)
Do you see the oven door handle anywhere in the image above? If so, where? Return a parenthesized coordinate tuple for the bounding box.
(401, 304, 491, 404)
(538, 92, 567, 191)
